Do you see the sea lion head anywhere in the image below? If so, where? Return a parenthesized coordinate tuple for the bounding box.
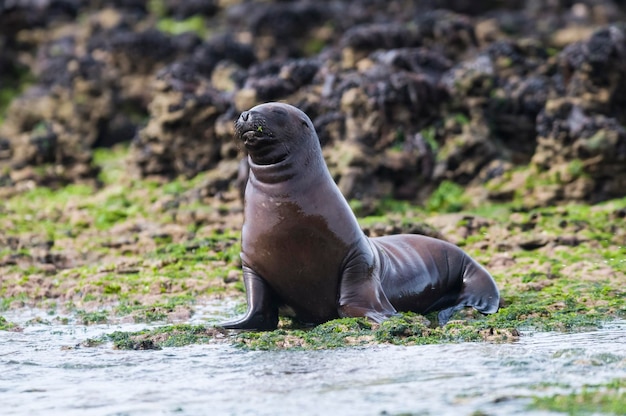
(235, 102, 318, 166)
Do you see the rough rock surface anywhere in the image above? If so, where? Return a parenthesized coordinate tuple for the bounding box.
(1, 0, 626, 207)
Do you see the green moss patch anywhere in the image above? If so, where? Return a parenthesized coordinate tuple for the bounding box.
(157, 15, 207, 38)
(103, 324, 228, 350)
(530, 378, 626, 415)
(2, 146, 625, 348)
(234, 313, 520, 351)
(0, 146, 243, 320)
(76, 309, 109, 325)
(426, 180, 470, 213)
(0, 316, 19, 331)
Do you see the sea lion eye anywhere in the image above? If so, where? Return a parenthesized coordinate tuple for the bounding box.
(301, 120, 309, 129)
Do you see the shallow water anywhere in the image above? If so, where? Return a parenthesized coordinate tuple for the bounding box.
(1, 306, 625, 416)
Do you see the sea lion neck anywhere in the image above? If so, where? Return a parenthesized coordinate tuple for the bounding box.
(248, 144, 326, 187)
(247, 156, 297, 184)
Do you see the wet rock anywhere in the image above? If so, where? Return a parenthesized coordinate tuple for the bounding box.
(341, 10, 476, 67)
(162, 0, 220, 19)
(94, 28, 176, 75)
(0, 0, 80, 35)
(238, 58, 321, 105)
(558, 25, 626, 119)
(340, 65, 446, 148)
(0, 1, 252, 187)
(518, 235, 550, 250)
(1, 87, 100, 186)
(130, 64, 231, 178)
(226, 1, 330, 59)
(531, 99, 626, 203)
(424, 213, 493, 245)
(341, 24, 423, 67)
(0, 8, 174, 186)
(2, 0, 626, 207)
(125, 32, 258, 179)
(413, 9, 478, 59)
(441, 38, 556, 175)
(478, 23, 626, 206)
(434, 118, 499, 185)
(185, 33, 257, 79)
(312, 54, 448, 204)
(361, 218, 443, 240)
(371, 48, 453, 82)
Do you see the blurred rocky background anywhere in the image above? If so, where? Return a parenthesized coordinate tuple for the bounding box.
(1, 0, 625, 212)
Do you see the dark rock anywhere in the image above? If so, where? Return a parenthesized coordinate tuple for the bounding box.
(243, 58, 321, 101)
(341, 24, 422, 53)
(163, 0, 220, 19)
(130, 68, 231, 178)
(559, 25, 626, 120)
(2, 0, 626, 207)
(0, 0, 80, 34)
(532, 99, 626, 202)
(191, 34, 257, 76)
(413, 9, 478, 59)
(226, 1, 330, 58)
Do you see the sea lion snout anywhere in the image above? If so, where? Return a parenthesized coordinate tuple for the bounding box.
(235, 106, 293, 166)
(235, 110, 268, 145)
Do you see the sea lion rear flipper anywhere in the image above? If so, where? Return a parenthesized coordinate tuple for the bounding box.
(219, 266, 279, 331)
(437, 305, 462, 326)
(435, 254, 500, 326)
(338, 257, 397, 323)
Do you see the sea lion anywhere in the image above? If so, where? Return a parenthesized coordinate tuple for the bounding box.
(220, 102, 499, 330)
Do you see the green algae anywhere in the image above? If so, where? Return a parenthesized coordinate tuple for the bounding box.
(149, 0, 210, 38)
(234, 313, 519, 351)
(105, 324, 225, 350)
(156, 15, 207, 38)
(425, 180, 469, 213)
(235, 318, 374, 350)
(2, 146, 625, 348)
(115, 295, 197, 323)
(0, 316, 18, 331)
(529, 378, 626, 415)
(76, 309, 109, 325)
(99, 313, 517, 352)
(93, 145, 128, 185)
(350, 197, 413, 217)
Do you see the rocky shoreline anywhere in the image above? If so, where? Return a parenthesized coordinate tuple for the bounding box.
(1, 1, 625, 209)
(0, 1, 625, 345)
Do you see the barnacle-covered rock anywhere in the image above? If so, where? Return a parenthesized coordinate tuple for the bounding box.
(530, 99, 626, 203)
(2, 0, 626, 208)
(558, 25, 626, 119)
(161, 0, 220, 19)
(236, 58, 321, 107)
(442, 38, 557, 166)
(130, 64, 231, 179)
(226, 1, 331, 59)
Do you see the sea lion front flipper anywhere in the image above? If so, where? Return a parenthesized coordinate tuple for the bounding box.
(219, 265, 279, 331)
(337, 255, 397, 323)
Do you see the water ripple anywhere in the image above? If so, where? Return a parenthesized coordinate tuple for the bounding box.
(1, 308, 624, 416)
